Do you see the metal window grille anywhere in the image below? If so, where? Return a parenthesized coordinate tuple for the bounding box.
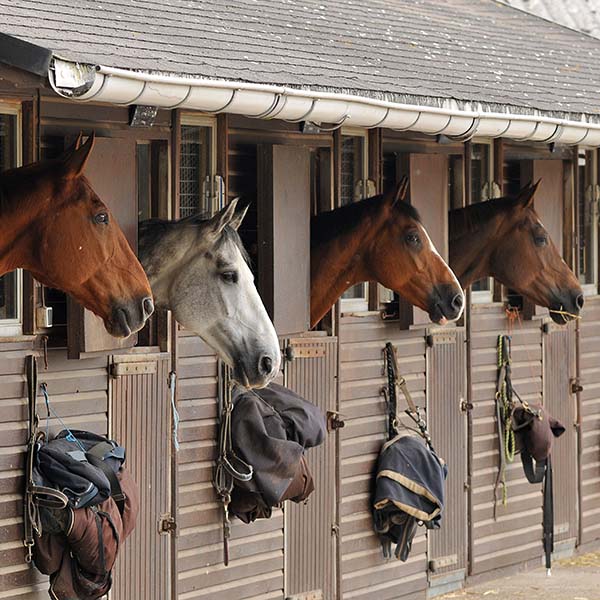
(179, 125, 211, 217)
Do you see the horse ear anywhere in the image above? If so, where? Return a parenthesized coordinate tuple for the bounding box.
(62, 132, 95, 178)
(390, 176, 409, 206)
(208, 198, 239, 236)
(228, 199, 249, 231)
(516, 179, 541, 209)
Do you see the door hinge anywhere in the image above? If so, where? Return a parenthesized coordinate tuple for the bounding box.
(159, 514, 177, 535)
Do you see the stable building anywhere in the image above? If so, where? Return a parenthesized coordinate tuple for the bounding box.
(1, 1, 600, 599)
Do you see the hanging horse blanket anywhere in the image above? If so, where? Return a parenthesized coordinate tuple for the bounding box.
(229, 382, 327, 523)
(30, 431, 139, 600)
(373, 433, 447, 561)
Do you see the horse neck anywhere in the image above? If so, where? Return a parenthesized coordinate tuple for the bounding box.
(449, 207, 501, 288)
(311, 204, 377, 325)
(0, 178, 44, 275)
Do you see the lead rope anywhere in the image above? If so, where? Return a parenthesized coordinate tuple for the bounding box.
(168, 372, 180, 452)
(213, 365, 253, 566)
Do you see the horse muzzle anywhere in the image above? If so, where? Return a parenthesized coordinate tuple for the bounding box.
(232, 349, 281, 389)
(106, 296, 154, 337)
(549, 289, 584, 325)
(427, 284, 465, 325)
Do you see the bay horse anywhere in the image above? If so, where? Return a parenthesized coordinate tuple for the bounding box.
(311, 180, 464, 327)
(449, 182, 583, 324)
(0, 135, 153, 337)
(139, 199, 281, 389)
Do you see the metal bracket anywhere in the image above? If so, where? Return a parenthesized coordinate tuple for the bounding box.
(111, 361, 157, 377)
(159, 514, 177, 535)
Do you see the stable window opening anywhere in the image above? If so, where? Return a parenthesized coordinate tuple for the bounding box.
(578, 150, 598, 294)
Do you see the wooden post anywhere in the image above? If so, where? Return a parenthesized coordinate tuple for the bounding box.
(493, 138, 505, 302)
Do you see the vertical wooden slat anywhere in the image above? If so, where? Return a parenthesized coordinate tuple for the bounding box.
(284, 336, 337, 599)
(427, 329, 467, 586)
(111, 354, 172, 600)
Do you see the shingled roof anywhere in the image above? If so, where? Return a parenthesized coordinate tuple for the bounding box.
(2, 0, 600, 120)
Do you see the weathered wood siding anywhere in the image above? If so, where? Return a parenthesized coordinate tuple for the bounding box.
(338, 315, 428, 600)
(175, 330, 284, 600)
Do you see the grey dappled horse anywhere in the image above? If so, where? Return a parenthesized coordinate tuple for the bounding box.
(139, 200, 280, 388)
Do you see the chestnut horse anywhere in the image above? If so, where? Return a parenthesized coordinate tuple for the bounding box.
(449, 182, 583, 324)
(0, 135, 153, 337)
(311, 181, 464, 327)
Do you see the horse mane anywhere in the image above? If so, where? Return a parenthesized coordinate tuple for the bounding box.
(311, 193, 421, 243)
(449, 195, 522, 241)
(139, 213, 251, 265)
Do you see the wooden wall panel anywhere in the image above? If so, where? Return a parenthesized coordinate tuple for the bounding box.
(338, 315, 428, 600)
(469, 305, 544, 575)
(579, 296, 600, 543)
(0, 344, 108, 599)
(175, 330, 284, 600)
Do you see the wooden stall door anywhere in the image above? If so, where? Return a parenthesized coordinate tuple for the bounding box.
(543, 322, 578, 550)
(109, 352, 173, 600)
(68, 137, 138, 357)
(409, 154, 449, 325)
(284, 336, 338, 600)
(258, 145, 311, 337)
(426, 328, 467, 595)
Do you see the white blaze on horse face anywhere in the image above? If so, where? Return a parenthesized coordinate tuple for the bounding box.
(169, 231, 280, 389)
(419, 224, 464, 322)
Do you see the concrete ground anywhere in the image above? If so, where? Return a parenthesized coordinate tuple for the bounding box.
(440, 552, 600, 600)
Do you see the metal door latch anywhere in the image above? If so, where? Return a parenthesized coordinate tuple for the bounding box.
(460, 398, 473, 412)
(159, 514, 177, 535)
(327, 411, 345, 431)
(570, 378, 584, 394)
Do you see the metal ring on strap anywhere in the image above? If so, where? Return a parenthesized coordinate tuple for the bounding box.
(306, 113, 350, 132)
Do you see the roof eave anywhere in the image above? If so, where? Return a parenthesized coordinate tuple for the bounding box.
(49, 57, 600, 147)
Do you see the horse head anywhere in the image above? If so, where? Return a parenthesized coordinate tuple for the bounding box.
(365, 180, 464, 325)
(0, 134, 153, 337)
(492, 182, 583, 323)
(139, 200, 281, 388)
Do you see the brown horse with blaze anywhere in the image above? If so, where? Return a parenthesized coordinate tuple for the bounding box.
(0, 134, 153, 337)
(311, 179, 464, 327)
(449, 181, 583, 324)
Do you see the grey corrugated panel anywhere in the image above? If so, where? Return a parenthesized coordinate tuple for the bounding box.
(579, 297, 600, 544)
(427, 329, 467, 577)
(0, 346, 106, 598)
(469, 305, 545, 576)
(175, 330, 284, 600)
(284, 336, 337, 599)
(543, 322, 578, 544)
(111, 355, 172, 600)
(339, 314, 428, 599)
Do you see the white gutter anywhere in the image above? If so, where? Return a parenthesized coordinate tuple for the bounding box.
(49, 59, 600, 146)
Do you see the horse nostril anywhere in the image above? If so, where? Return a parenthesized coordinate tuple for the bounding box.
(575, 294, 584, 311)
(142, 297, 154, 319)
(259, 355, 273, 376)
(451, 293, 464, 313)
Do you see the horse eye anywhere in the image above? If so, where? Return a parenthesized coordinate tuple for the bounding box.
(534, 235, 548, 247)
(405, 232, 420, 246)
(94, 212, 109, 225)
(221, 271, 238, 284)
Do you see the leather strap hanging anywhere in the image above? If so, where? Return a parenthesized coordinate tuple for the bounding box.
(213, 364, 253, 566)
(382, 342, 434, 452)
